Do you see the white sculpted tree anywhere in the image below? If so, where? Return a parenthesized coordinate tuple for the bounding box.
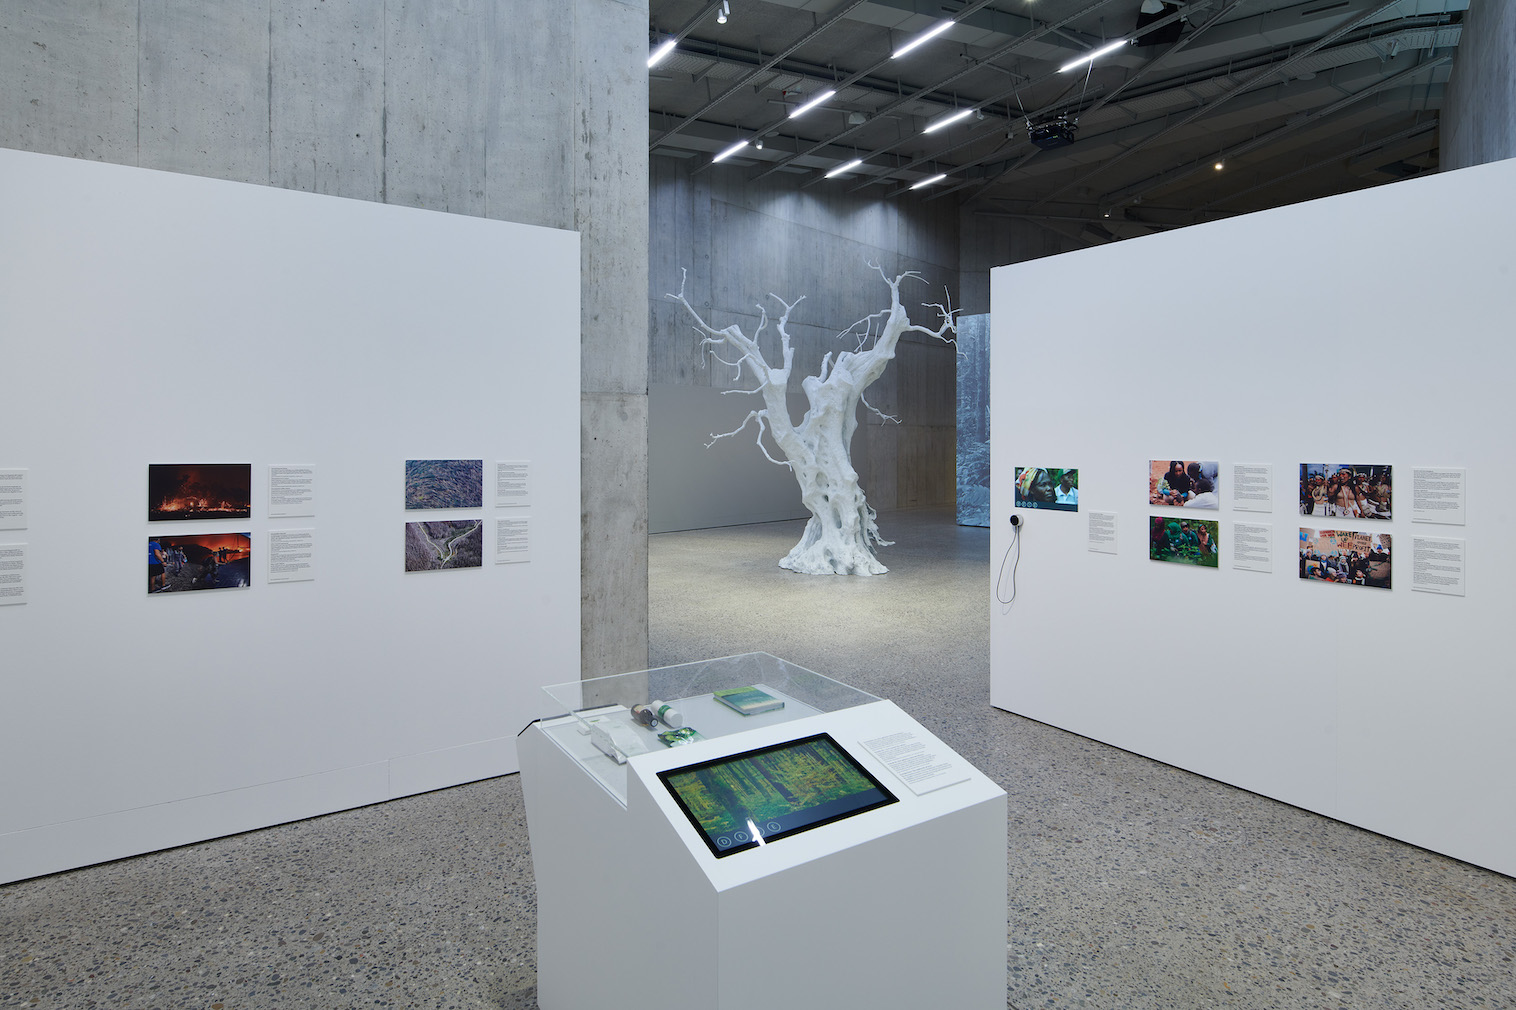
(669, 264, 956, 575)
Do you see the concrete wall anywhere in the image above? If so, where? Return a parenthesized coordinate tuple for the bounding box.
(0, 0, 648, 677)
(1442, 0, 1516, 171)
(648, 154, 960, 529)
(958, 207, 1082, 315)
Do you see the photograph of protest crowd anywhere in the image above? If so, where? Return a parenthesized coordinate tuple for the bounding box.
(1299, 528, 1391, 589)
(1148, 460, 1219, 509)
(1015, 467, 1079, 511)
(1299, 464, 1391, 520)
(1149, 516, 1220, 567)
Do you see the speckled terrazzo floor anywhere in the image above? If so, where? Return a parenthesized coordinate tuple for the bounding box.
(4, 508, 1513, 1009)
(646, 510, 1516, 1010)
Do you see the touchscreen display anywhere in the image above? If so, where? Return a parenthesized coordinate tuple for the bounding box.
(657, 732, 897, 858)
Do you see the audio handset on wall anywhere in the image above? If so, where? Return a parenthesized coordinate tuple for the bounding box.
(997, 513, 1022, 604)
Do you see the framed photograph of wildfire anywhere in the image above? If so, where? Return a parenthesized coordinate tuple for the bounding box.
(148, 464, 252, 522)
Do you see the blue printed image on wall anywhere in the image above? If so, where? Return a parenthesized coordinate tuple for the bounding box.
(955, 313, 990, 527)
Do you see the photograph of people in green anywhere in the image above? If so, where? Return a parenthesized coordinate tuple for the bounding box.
(1015, 466, 1078, 511)
(661, 735, 894, 855)
(1149, 515, 1219, 567)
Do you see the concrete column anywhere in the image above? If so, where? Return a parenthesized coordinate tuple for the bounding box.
(1442, 2, 1516, 172)
(577, 0, 650, 676)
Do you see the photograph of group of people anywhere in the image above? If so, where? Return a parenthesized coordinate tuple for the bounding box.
(1014, 467, 1079, 511)
(1148, 460, 1219, 509)
(1299, 529, 1391, 589)
(1149, 516, 1220, 567)
(1299, 464, 1391, 520)
(148, 533, 252, 593)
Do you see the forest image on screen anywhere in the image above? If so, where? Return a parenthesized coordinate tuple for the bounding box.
(666, 738, 880, 838)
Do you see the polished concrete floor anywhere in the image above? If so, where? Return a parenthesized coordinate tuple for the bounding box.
(3, 509, 1513, 1009)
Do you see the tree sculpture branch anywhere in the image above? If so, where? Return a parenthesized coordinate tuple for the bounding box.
(667, 263, 956, 575)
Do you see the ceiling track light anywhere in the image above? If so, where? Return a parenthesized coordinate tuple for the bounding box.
(892, 19, 954, 59)
(717, 0, 729, 25)
(826, 158, 865, 179)
(1059, 38, 1129, 73)
(910, 173, 948, 190)
(924, 107, 974, 133)
(712, 138, 749, 163)
(789, 89, 836, 120)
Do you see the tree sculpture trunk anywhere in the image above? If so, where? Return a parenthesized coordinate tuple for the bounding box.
(669, 264, 955, 576)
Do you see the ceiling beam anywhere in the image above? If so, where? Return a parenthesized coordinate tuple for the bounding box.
(751, 0, 1127, 181)
(1031, 0, 1409, 210)
(1103, 53, 1449, 208)
(649, 0, 876, 149)
(1192, 116, 1438, 214)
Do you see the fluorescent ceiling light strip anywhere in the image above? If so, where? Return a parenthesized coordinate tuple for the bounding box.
(924, 107, 974, 133)
(647, 39, 677, 68)
(825, 158, 864, 178)
(713, 139, 750, 163)
(789, 89, 837, 119)
(910, 173, 948, 190)
(1059, 38, 1129, 73)
(893, 19, 954, 59)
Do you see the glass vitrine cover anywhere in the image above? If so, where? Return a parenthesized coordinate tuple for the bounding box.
(535, 653, 881, 805)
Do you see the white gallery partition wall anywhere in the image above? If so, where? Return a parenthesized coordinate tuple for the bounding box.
(0, 149, 581, 883)
(989, 156, 1516, 877)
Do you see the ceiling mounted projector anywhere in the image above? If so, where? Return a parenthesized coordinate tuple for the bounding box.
(1029, 116, 1076, 150)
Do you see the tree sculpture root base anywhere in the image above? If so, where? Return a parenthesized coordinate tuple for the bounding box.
(779, 518, 890, 576)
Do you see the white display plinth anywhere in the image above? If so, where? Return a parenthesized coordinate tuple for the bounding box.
(518, 654, 1007, 1010)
